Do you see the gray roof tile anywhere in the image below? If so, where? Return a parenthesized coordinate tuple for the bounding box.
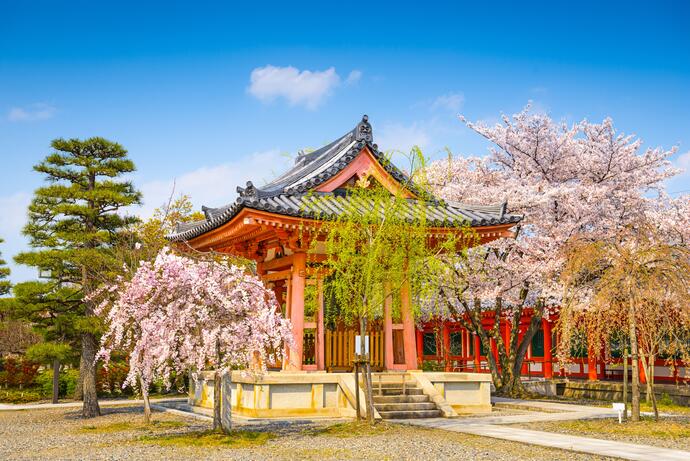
(167, 116, 521, 242)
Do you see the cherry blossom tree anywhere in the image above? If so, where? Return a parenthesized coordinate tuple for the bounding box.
(96, 247, 292, 431)
(424, 106, 679, 396)
(560, 222, 690, 421)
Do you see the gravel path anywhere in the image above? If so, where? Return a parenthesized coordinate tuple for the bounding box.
(0, 404, 613, 460)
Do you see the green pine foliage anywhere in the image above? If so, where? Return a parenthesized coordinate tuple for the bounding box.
(14, 137, 141, 417)
(0, 238, 10, 297)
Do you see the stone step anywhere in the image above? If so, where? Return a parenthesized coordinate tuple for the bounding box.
(374, 387, 424, 396)
(373, 394, 430, 404)
(377, 409, 443, 419)
(368, 382, 417, 389)
(374, 402, 438, 412)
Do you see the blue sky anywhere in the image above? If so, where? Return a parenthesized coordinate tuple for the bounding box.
(1, 1, 689, 283)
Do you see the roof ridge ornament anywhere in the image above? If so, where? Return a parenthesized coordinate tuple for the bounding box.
(295, 149, 307, 165)
(236, 181, 258, 199)
(355, 114, 373, 143)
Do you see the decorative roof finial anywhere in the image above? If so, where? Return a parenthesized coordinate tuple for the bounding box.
(355, 114, 373, 143)
(295, 149, 307, 165)
(236, 180, 258, 199)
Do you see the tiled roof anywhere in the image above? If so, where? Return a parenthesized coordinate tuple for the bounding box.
(166, 115, 522, 242)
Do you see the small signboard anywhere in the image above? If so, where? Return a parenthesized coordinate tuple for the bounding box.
(612, 402, 626, 423)
(355, 335, 370, 355)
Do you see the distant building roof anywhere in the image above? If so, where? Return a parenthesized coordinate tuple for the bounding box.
(167, 115, 521, 242)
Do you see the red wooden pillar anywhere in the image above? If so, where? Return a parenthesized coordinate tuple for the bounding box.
(520, 329, 529, 375)
(288, 252, 306, 370)
(473, 335, 481, 371)
(401, 279, 418, 370)
(542, 319, 554, 379)
(639, 360, 647, 384)
(316, 278, 325, 371)
(490, 337, 498, 368)
(587, 347, 598, 381)
(416, 330, 424, 366)
(383, 283, 394, 370)
(503, 321, 511, 354)
(443, 324, 451, 371)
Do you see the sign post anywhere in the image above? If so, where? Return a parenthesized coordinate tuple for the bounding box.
(353, 335, 370, 421)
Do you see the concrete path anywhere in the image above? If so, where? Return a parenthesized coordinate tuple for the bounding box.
(391, 398, 689, 460)
(0, 397, 186, 411)
(394, 418, 690, 461)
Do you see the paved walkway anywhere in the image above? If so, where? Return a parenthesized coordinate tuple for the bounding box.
(391, 398, 690, 461)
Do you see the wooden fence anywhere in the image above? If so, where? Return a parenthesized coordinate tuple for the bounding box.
(325, 328, 384, 371)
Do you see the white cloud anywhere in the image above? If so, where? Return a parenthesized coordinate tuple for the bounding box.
(376, 122, 431, 154)
(248, 65, 357, 110)
(345, 70, 362, 85)
(677, 150, 690, 170)
(7, 103, 57, 122)
(136, 149, 291, 218)
(430, 93, 464, 112)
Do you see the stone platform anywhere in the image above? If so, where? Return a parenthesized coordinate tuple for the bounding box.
(189, 370, 492, 419)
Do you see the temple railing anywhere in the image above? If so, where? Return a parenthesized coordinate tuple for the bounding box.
(325, 327, 384, 371)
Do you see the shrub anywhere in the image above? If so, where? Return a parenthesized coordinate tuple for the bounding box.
(0, 357, 39, 388)
(35, 367, 79, 398)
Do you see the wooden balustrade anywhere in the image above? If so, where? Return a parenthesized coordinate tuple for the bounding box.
(325, 328, 384, 371)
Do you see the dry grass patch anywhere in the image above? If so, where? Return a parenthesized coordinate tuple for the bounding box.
(138, 430, 274, 448)
(79, 420, 186, 433)
(550, 417, 690, 439)
(306, 421, 398, 438)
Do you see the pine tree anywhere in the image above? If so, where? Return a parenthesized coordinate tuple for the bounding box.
(15, 138, 141, 418)
(0, 238, 10, 297)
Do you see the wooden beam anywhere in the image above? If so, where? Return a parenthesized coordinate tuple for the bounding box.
(263, 254, 295, 271)
(262, 269, 292, 282)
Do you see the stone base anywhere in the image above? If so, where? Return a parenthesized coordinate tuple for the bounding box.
(189, 370, 493, 419)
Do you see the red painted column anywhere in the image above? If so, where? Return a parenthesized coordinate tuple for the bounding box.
(288, 252, 306, 370)
(316, 278, 325, 370)
(639, 360, 647, 384)
(503, 321, 511, 354)
(416, 330, 424, 365)
(401, 279, 418, 370)
(542, 319, 553, 379)
(383, 283, 394, 370)
(490, 337, 498, 367)
(520, 329, 529, 376)
(587, 347, 598, 381)
(443, 324, 451, 371)
(473, 335, 481, 371)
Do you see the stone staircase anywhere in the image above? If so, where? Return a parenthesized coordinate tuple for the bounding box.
(369, 374, 442, 419)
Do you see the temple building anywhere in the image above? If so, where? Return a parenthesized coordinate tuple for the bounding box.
(167, 115, 520, 373)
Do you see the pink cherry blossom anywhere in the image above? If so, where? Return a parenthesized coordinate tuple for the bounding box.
(96, 248, 293, 390)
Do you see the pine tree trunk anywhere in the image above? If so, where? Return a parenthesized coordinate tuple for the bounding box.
(629, 302, 640, 422)
(74, 356, 84, 400)
(52, 359, 60, 404)
(139, 376, 151, 424)
(81, 331, 101, 418)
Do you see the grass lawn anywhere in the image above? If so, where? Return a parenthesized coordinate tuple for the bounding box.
(513, 416, 690, 451)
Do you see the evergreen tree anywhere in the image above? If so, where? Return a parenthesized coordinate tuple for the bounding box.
(15, 138, 141, 417)
(8, 281, 82, 402)
(0, 238, 10, 297)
